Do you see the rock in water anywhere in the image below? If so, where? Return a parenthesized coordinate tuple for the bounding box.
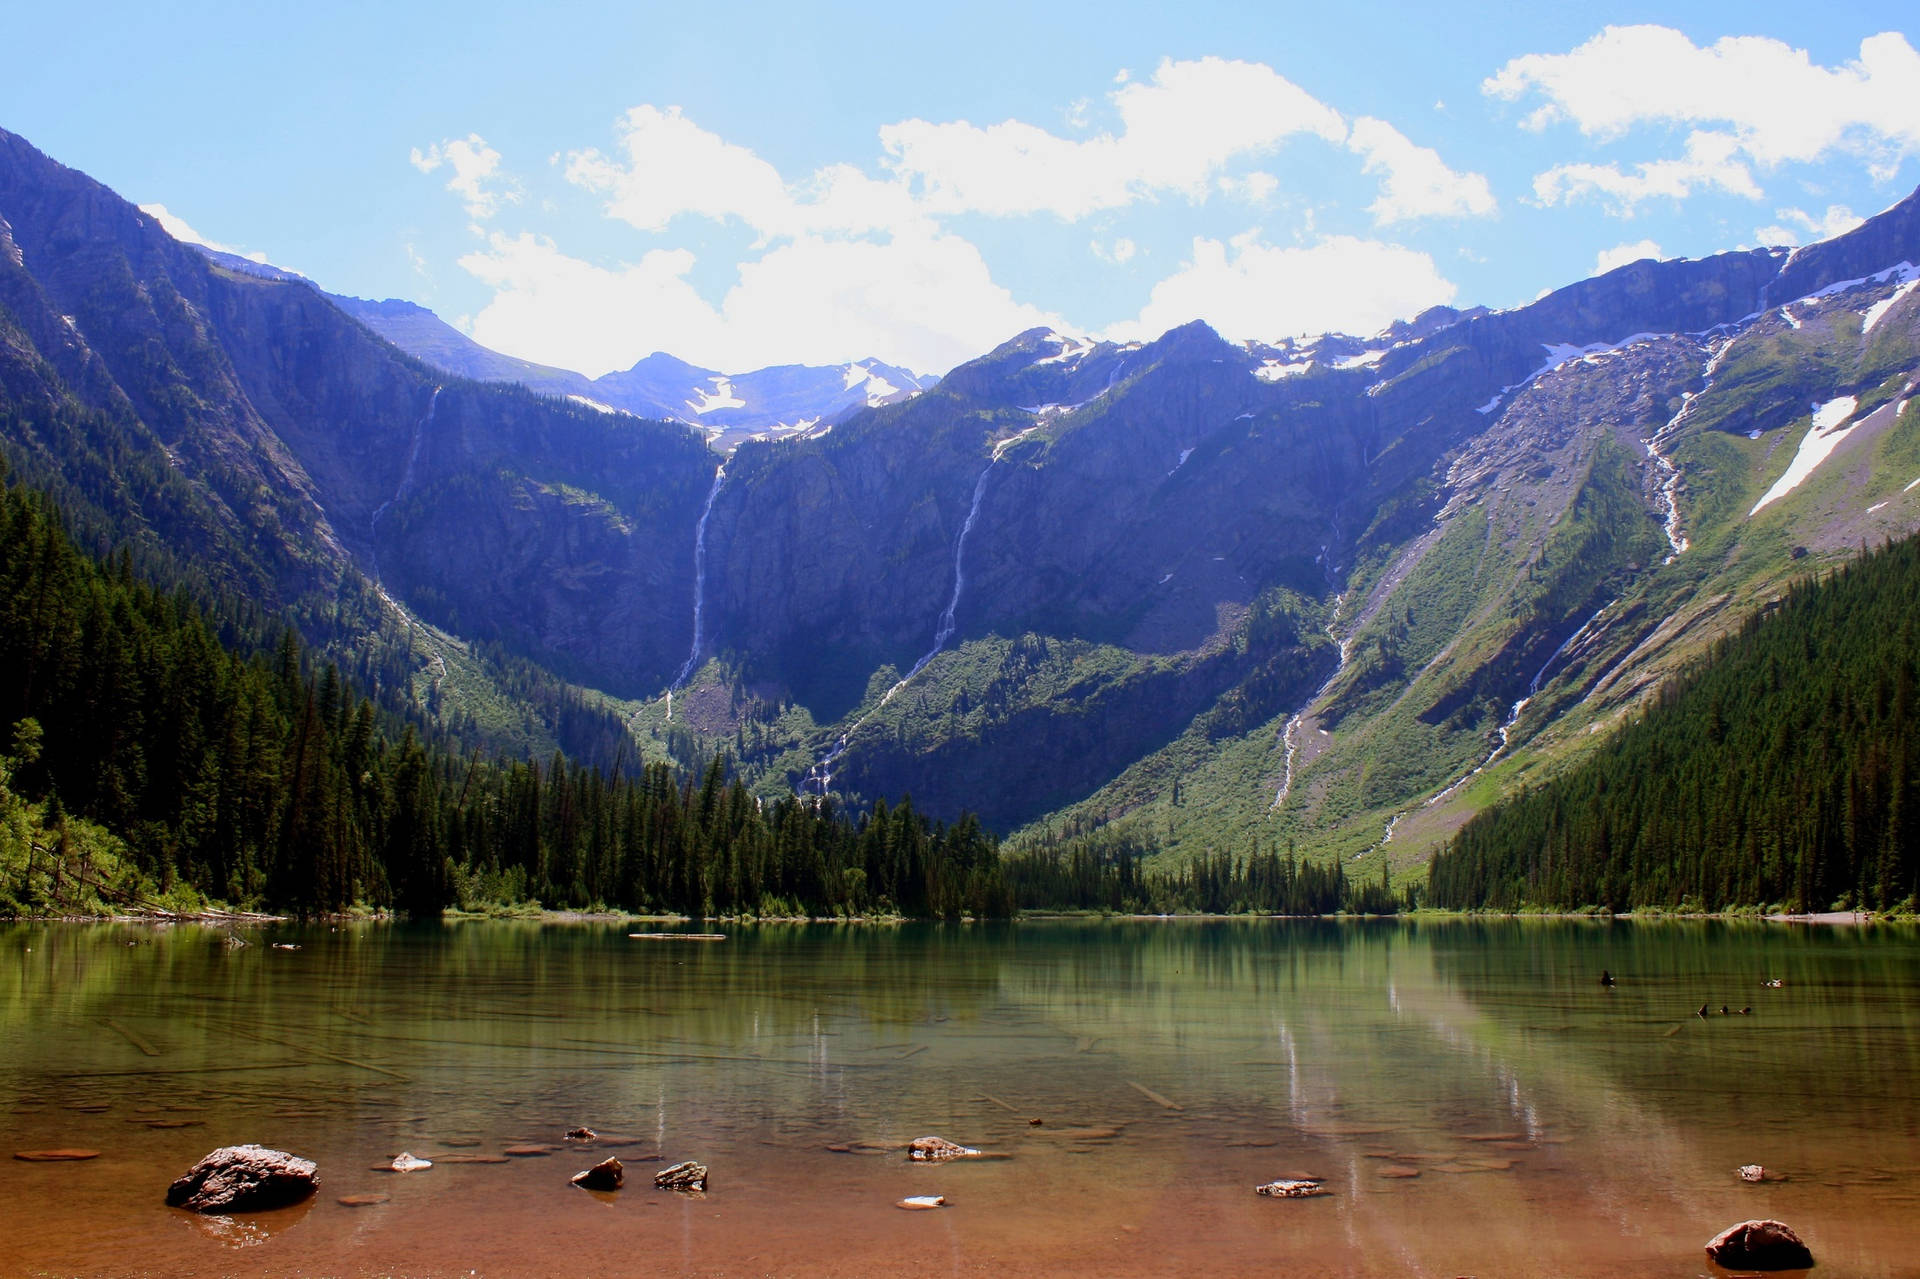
(389, 1152, 432, 1172)
(1739, 1164, 1769, 1182)
(565, 1127, 597, 1141)
(909, 1136, 982, 1162)
(571, 1157, 623, 1191)
(1705, 1219, 1814, 1270)
(1255, 1179, 1327, 1198)
(14, 1149, 101, 1162)
(165, 1145, 318, 1212)
(655, 1161, 708, 1191)
(898, 1195, 947, 1210)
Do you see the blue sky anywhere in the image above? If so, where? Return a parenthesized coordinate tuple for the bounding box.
(5, 1, 1918, 375)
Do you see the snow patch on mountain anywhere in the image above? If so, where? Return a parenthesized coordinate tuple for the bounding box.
(1751, 396, 1860, 515)
(1861, 267, 1920, 334)
(689, 377, 746, 415)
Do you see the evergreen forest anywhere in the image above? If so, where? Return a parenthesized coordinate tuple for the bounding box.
(1428, 536, 1920, 914)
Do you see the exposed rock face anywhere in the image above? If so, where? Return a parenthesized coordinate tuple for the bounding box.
(1705, 1219, 1815, 1270)
(164, 1145, 318, 1212)
(908, 1136, 982, 1162)
(571, 1157, 623, 1191)
(654, 1160, 708, 1191)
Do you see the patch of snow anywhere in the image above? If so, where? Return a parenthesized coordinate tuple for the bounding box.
(1255, 359, 1314, 382)
(992, 423, 1044, 460)
(61, 315, 77, 330)
(841, 364, 867, 391)
(689, 376, 746, 415)
(567, 395, 625, 415)
(1034, 334, 1097, 366)
(1476, 393, 1505, 415)
(1168, 447, 1195, 476)
(1748, 429, 1763, 440)
(1750, 396, 1860, 515)
(1234, 411, 1255, 421)
(1868, 501, 1889, 513)
(1779, 306, 1802, 330)
(1862, 275, 1919, 335)
(1158, 572, 1174, 585)
(864, 373, 900, 404)
(1905, 475, 1920, 492)
(1334, 349, 1385, 370)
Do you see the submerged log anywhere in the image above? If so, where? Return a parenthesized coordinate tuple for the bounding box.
(165, 1145, 318, 1212)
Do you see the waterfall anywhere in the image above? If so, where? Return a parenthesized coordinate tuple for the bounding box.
(369, 385, 441, 580)
(363, 385, 450, 696)
(805, 455, 1000, 795)
(671, 461, 727, 692)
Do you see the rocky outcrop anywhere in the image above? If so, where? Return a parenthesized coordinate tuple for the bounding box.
(165, 1145, 318, 1212)
(908, 1136, 982, 1162)
(1704, 1219, 1814, 1270)
(571, 1157, 623, 1191)
(1255, 1179, 1327, 1198)
(654, 1160, 708, 1191)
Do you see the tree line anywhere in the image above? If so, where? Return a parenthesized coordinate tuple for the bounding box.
(1428, 535, 1920, 914)
(0, 468, 1009, 919)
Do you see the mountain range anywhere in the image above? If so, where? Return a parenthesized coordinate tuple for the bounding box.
(3, 121, 1918, 879)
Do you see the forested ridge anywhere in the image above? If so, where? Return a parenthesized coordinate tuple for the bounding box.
(1428, 535, 1920, 914)
(0, 465, 1414, 920)
(0, 467, 1012, 919)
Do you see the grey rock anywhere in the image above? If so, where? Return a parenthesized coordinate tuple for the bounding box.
(165, 1144, 318, 1212)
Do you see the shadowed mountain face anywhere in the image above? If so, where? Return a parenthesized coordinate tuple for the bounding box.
(5, 123, 1920, 857)
(0, 126, 716, 701)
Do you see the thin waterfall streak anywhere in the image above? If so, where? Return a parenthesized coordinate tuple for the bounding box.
(369, 386, 442, 581)
(804, 456, 999, 795)
(672, 462, 728, 691)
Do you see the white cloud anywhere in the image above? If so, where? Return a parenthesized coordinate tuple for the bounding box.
(1531, 129, 1762, 212)
(1108, 232, 1456, 343)
(1347, 117, 1497, 223)
(1091, 237, 1138, 265)
(1753, 203, 1865, 246)
(1488, 27, 1920, 208)
(879, 56, 1346, 220)
(410, 134, 517, 221)
(458, 230, 1051, 377)
(1594, 239, 1663, 274)
(139, 203, 267, 263)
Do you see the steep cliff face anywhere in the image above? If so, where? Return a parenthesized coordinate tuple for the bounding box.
(0, 126, 717, 713)
(7, 123, 1920, 862)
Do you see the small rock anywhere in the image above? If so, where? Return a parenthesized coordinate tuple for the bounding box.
(909, 1136, 982, 1162)
(1739, 1164, 1769, 1182)
(14, 1149, 101, 1162)
(571, 1156, 623, 1191)
(565, 1127, 597, 1141)
(389, 1152, 432, 1173)
(502, 1145, 553, 1157)
(336, 1193, 390, 1207)
(271, 943, 300, 951)
(1705, 1219, 1813, 1270)
(898, 1195, 947, 1210)
(1256, 1179, 1327, 1198)
(165, 1145, 318, 1213)
(1028, 1118, 1043, 1126)
(655, 1160, 707, 1191)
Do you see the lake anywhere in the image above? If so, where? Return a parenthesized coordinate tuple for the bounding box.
(2, 918, 1917, 1276)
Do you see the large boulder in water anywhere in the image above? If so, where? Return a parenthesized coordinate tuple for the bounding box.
(1705, 1219, 1814, 1270)
(165, 1145, 318, 1212)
